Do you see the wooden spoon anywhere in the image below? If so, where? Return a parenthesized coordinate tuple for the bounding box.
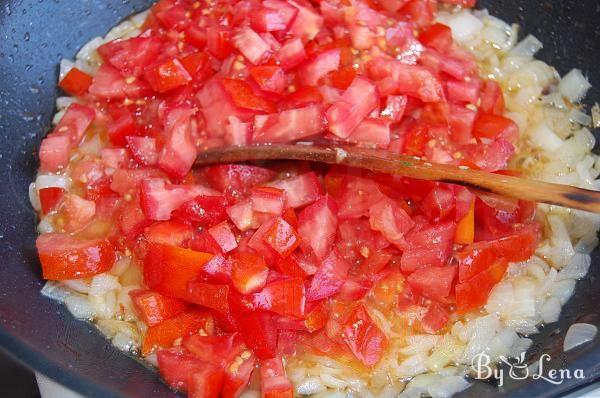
(195, 144, 600, 214)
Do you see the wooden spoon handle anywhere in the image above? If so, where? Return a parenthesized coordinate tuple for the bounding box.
(195, 144, 600, 214)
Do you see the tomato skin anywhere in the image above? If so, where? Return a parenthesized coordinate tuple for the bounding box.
(231, 252, 270, 294)
(342, 304, 387, 366)
(187, 281, 231, 313)
(144, 58, 192, 93)
(473, 113, 519, 141)
(236, 311, 278, 360)
(456, 258, 508, 314)
(39, 187, 65, 215)
(250, 278, 306, 318)
(130, 289, 189, 327)
(143, 310, 214, 355)
(419, 23, 452, 52)
(59, 67, 93, 96)
(143, 242, 214, 299)
(36, 233, 115, 280)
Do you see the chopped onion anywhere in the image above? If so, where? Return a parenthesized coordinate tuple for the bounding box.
(29, 183, 41, 211)
(145, 352, 158, 367)
(427, 376, 471, 398)
(439, 10, 484, 43)
(564, 323, 597, 352)
(55, 96, 75, 111)
(296, 377, 325, 395)
(529, 123, 563, 152)
(59, 59, 75, 80)
(509, 34, 543, 58)
(40, 281, 71, 302)
(460, 314, 500, 363)
(558, 69, 592, 103)
(592, 103, 600, 128)
(90, 274, 121, 296)
(569, 108, 592, 126)
(64, 294, 95, 320)
(62, 279, 90, 294)
(37, 218, 54, 234)
(35, 174, 69, 190)
(540, 297, 561, 324)
(557, 253, 591, 281)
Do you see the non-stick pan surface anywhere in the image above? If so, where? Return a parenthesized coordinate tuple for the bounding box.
(0, 1, 599, 397)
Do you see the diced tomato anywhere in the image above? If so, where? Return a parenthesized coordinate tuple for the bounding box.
(36, 233, 115, 280)
(268, 172, 322, 208)
(204, 164, 276, 196)
(253, 105, 324, 143)
(421, 302, 449, 333)
(174, 195, 232, 228)
(39, 135, 71, 172)
(97, 37, 162, 76)
(262, 217, 300, 258)
(144, 220, 193, 247)
(224, 120, 253, 146)
(231, 252, 269, 294)
(260, 357, 294, 398)
(306, 249, 350, 301)
(250, 66, 286, 94)
(250, 3, 297, 32)
(342, 304, 387, 366)
(250, 278, 306, 318)
(188, 363, 225, 398)
(59, 193, 96, 232)
(236, 311, 278, 359)
(346, 118, 391, 147)
(221, 350, 256, 398)
(156, 348, 209, 392)
(206, 26, 234, 60)
(287, 0, 323, 40)
(89, 63, 152, 99)
(446, 77, 481, 104)
(419, 23, 452, 52)
(106, 105, 136, 147)
(479, 80, 505, 115)
(144, 58, 192, 93)
(369, 195, 414, 247)
(140, 179, 217, 221)
(126, 136, 158, 166)
(144, 242, 213, 299)
(298, 48, 341, 87)
(400, 222, 456, 272)
(457, 224, 540, 282)
(227, 200, 259, 231)
(297, 195, 338, 260)
(381, 95, 407, 122)
(420, 186, 455, 221)
(326, 76, 379, 138)
(406, 265, 456, 301)
(153, 2, 190, 30)
(182, 333, 244, 369)
(473, 113, 519, 141)
(180, 52, 211, 82)
(456, 258, 508, 314)
(455, 197, 475, 244)
(130, 289, 189, 327)
(38, 187, 65, 215)
(100, 148, 128, 169)
(52, 103, 96, 144)
(252, 186, 286, 215)
(335, 173, 382, 219)
(59, 67, 93, 96)
(277, 37, 307, 70)
(222, 78, 277, 114)
(187, 281, 231, 313)
(110, 168, 166, 196)
(158, 105, 198, 179)
(367, 58, 444, 102)
(232, 27, 271, 65)
(117, 197, 152, 240)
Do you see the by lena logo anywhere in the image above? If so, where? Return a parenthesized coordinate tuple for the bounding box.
(471, 352, 585, 387)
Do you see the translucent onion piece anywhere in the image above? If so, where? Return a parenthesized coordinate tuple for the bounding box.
(558, 69, 592, 103)
(564, 323, 598, 352)
(509, 34, 543, 58)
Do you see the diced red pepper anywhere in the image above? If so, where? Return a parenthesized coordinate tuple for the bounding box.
(59, 67, 93, 96)
(231, 252, 270, 294)
(342, 304, 387, 366)
(38, 187, 65, 215)
(143, 310, 213, 355)
(130, 289, 189, 327)
(187, 281, 231, 313)
(260, 357, 294, 398)
(236, 311, 278, 360)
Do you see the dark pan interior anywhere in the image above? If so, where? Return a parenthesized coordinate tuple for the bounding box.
(0, 1, 599, 397)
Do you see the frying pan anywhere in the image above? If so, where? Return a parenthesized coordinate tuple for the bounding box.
(0, 1, 599, 397)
